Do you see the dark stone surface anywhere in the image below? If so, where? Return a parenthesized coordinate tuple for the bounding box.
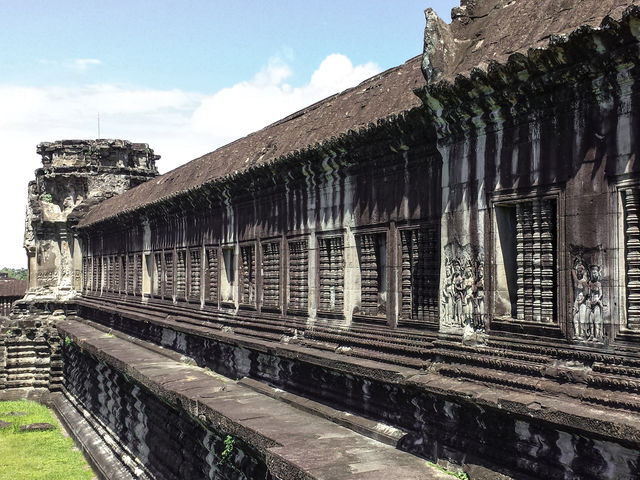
(20, 422, 55, 432)
(0, 420, 11, 429)
(52, 391, 137, 480)
(63, 338, 273, 480)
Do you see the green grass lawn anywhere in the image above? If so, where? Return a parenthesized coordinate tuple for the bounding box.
(0, 400, 94, 480)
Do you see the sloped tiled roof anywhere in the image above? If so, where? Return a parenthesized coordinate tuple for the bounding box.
(0, 279, 27, 298)
(424, 0, 640, 83)
(79, 55, 426, 227)
(79, 0, 640, 228)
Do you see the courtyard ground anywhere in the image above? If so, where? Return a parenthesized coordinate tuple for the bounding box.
(0, 400, 94, 480)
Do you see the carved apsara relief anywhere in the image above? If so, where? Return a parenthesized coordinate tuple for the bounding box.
(570, 245, 605, 341)
(442, 242, 485, 331)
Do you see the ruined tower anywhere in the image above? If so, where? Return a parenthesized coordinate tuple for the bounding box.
(23, 139, 158, 301)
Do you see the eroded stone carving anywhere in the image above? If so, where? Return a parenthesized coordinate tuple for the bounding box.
(570, 246, 605, 341)
(442, 242, 485, 332)
(24, 140, 158, 301)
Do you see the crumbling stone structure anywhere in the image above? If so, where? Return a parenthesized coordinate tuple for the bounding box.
(3, 1, 640, 479)
(24, 139, 158, 301)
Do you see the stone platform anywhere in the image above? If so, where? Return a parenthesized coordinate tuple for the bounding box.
(71, 297, 640, 479)
(57, 318, 453, 480)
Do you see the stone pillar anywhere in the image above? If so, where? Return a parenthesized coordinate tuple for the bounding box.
(23, 139, 159, 302)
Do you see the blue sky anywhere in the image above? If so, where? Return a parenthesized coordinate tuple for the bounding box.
(0, 0, 458, 268)
(2, 1, 456, 90)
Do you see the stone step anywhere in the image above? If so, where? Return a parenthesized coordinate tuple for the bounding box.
(5, 347, 49, 355)
(5, 351, 49, 359)
(5, 369, 49, 378)
(238, 377, 406, 447)
(4, 380, 49, 388)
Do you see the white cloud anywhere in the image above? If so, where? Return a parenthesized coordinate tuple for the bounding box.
(73, 58, 101, 71)
(191, 54, 379, 143)
(0, 53, 380, 268)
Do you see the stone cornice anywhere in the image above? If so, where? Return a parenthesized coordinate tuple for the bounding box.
(77, 107, 438, 231)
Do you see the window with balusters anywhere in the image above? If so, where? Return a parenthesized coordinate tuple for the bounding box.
(318, 236, 344, 316)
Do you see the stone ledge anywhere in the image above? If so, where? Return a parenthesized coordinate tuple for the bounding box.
(72, 301, 640, 448)
(57, 318, 453, 480)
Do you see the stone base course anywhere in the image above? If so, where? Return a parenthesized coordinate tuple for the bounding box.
(58, 318, 453, 480)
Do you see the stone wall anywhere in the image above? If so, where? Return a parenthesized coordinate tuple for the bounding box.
(418, 9, 640, 344)
(79, 115, 442, 329)
(76, 10, 640, 354)
(62, 341, 273, 480)
(0, 311, 62, 395)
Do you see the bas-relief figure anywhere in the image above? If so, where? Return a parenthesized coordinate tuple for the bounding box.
(571, 246, 605, 341)
(442, 242, 485, 332)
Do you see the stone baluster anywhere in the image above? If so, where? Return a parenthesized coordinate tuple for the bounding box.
(515, 204, 525, 320)
(625, 190, 640, 329)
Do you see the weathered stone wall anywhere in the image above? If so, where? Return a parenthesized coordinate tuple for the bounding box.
(80, 116, 443, 329)
(77, 10, 640, 354)
(418, 9, 640, 345)
(62, 341, 274, 480)
(0, 312, 62, 395)
(24, 140, 158, 301)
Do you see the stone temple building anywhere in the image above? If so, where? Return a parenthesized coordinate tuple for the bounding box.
(0, 274, 27, 316)
(3, 1, 640, 479)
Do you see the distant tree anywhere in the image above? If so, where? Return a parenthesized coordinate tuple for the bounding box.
(0, 268, 28, 281)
